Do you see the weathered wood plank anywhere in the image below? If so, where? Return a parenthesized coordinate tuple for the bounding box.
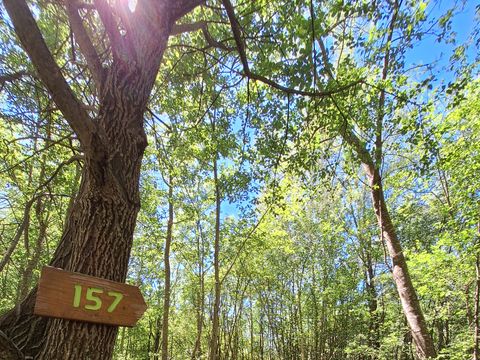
(34, 266, 147, 327)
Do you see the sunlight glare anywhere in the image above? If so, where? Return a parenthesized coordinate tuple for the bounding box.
(128, 0, 137, 12)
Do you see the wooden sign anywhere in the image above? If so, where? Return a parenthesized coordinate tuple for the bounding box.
(34, 266, 147, 327)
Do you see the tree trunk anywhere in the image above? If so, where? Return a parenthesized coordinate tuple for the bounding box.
(364, 164, 436, 359)
(364, 241, 380, 355)
(474, 254, 480, 360)
(162, 175, 174, 360)
(209, 152, 221, 360)
(0, 61, 160, 359)
(152, 316, 162, 359)
(0, 0, 203, 358)
(474, 207, 480, 360)
(192, 221, 206, 360)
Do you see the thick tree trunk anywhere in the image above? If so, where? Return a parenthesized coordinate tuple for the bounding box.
(0, 61, 159, 359)
(364, 164, 436, 359)
(162, 176, 174, 360)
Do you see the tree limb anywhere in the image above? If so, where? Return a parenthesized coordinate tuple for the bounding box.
(221, 0, 361, 98)
(375, 0, 400, 168)
(0, 197, 35, 273)
(170, 0, 206, 20)
(0, 71, 27, 90)
(201, 27, 232, 51)
(170, 20, 233, 52)
(171, 21, 207, 36)
(93, 0, 128, 60)
(3, 0, 95, 148)
(66, 0, 104, 93)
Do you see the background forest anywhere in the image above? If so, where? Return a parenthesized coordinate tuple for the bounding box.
(1, 0, 480, 359)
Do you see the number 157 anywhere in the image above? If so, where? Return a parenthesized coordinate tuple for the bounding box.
(73, 285, 123, 313)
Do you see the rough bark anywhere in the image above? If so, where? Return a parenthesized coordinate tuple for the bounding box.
(0, 63, 151, 358)
(0, 331, 23, 360)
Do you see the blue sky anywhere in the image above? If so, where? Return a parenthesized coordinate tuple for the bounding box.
(406, 1, 478, 82)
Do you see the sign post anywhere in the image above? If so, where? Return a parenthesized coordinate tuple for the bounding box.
(34, 266, 147, 327)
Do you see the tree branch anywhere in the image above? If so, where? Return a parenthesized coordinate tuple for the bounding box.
(201, 26, 232, 51)
(170, 0, 206, 20)
(66, 0, 104, 92)
(170, 20, 233, 52)
(171, 21, 207, 36)
(3, 0, 95, 147)
(93, 0, 131, 61)
(375, 0, 400, 168)
(0, 71, 27, 90)
(221, 0, 361, 98)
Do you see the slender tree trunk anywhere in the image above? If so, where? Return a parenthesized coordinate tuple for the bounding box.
(311, 264, 320, 359)
(475, 256, 480, 360)
(152, 316, 162, 359)
(18, 200, 47, 301)
(474, 208, 480, 360)
(364, 242, 380, 356)
(162, 175, 174, 360)
(250, 302, 254, 360)
(119, 326, 126, 357)
(209, 151, 221, 360)
(364, 164, 436, 359)
(192, 221, 206, 360)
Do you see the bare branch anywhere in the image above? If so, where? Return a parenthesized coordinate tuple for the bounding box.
(170, 20, 233, 51)
(0, 71, 27, 89)
(3, 0, 95, 147)
(202, 25, 233, 51)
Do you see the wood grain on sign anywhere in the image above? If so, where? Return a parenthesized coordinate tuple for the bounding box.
(34, 266, 147, 327)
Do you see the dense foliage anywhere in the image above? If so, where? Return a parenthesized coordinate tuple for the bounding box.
(0, 0, 479, 359)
